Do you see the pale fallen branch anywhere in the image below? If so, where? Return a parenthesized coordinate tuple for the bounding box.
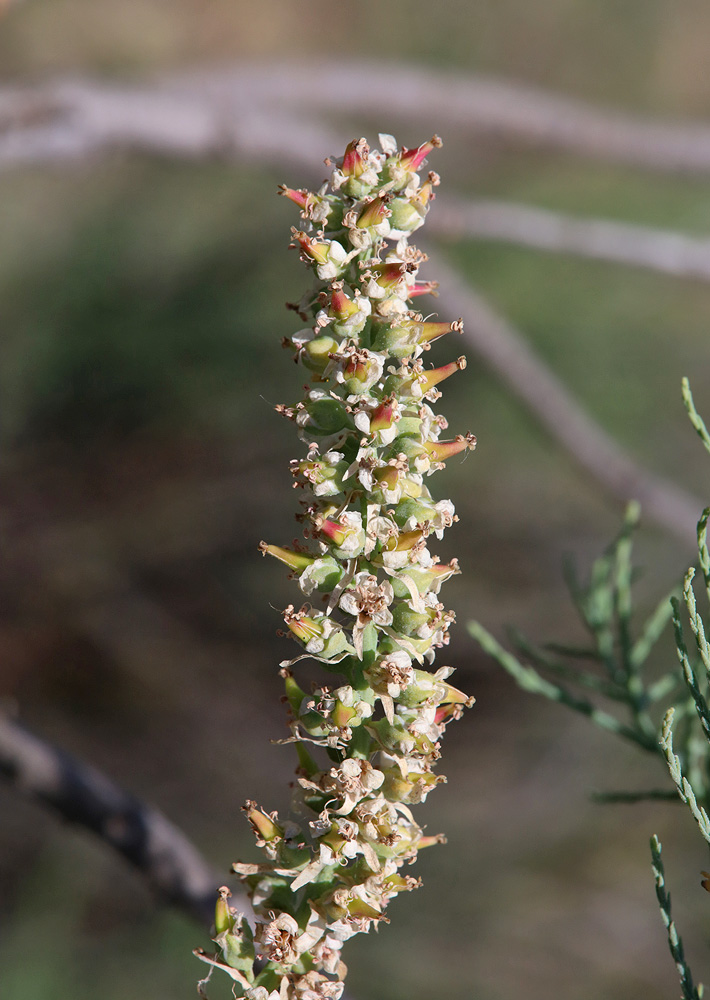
(0, 77, 336, 169)
(428, 252, 704, 549)
(4, 75, 710, 285)
(0, 712, 248, 927)
(130, 61, 710, 174)
(429, 197, 710, 281)
(5, 63, 710, 174)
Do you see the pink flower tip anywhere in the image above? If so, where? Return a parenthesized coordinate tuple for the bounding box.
(398, 135, 443, 173)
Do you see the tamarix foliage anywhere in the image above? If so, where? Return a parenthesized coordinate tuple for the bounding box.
(470, 380, 710, 998)
(195, 135, 474, 1000)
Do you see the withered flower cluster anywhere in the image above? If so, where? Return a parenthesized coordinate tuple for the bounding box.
(196, 134, 475, 1000)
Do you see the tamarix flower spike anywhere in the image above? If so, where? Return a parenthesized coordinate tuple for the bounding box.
(195, 135, 475, 1000)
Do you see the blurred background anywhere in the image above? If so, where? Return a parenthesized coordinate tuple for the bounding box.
(2, 2, 710, 998)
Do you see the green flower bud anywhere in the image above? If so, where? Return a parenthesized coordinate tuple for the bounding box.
(318, 513, 366, 560)
(281, 668, 307, 716)
(284, 606, 353, 659)
(303, 395, 353, 435)
(327, 284, 372, 338)
(388, 196, 425, 234)
(302, 334, 340, 373)
(381, 766, 443, 804)
(337, 350, 384, 395)
(396, 668, 447, 708)
(391, 603, 430, 637)
(392, 496, 433, 528)
(332, 699, 358, 728)
(369, 317, 421, 359)
(215, 890, 236, 936)
(392, 415, 422, 437)
(214, 889, 255, 979)
(219, 926, 255, 979)
(299, 555, 342, 594)
(384, 435, 426, 464)
(293, 453, 349, 497)
(295, 741, 318, 778)
(367, 717, 414, 754)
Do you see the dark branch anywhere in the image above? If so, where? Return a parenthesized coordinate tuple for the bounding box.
(0, 712, 249, 928)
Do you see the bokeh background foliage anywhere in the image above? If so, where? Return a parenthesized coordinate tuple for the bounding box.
(1, 2, 710, 999)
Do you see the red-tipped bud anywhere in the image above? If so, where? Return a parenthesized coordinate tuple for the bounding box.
(356, 196, 391, 229)
(398, 136, 443, 173)
(318, 518, 350, 547)
(279, 186, 332, 224)
(292, 230, 351, 279)
(430, 559, 461, 582)
(283, 606, 324, 644)
(416, 833, 447, 850)
(385, 528, 424, 553)
(244, 801, 282, 843)
(341, 138, 370, 178)
(329, 284, 359, 320)
(294, 233, 331, 265)
(259, 542, 314, 573)
(417, 356, 467, 394)
(418, 319, 463, 345)
(435, 704, 458, 725)
(369, 261, 410, 291)
(423, 433, 477, 463)
(344, 356, 369, 383)
(370, 399, 397, 433)
(409, 280, 439, 298)
(332, 700, 357, 728)
(410, 171, 441, 209)
(279, 186, 311, 210)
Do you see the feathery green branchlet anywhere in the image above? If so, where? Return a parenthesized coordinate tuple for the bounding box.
(469, 380, 710, 998)
(195, 135, 474, 1000)
(650, 836, 704, 1000)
